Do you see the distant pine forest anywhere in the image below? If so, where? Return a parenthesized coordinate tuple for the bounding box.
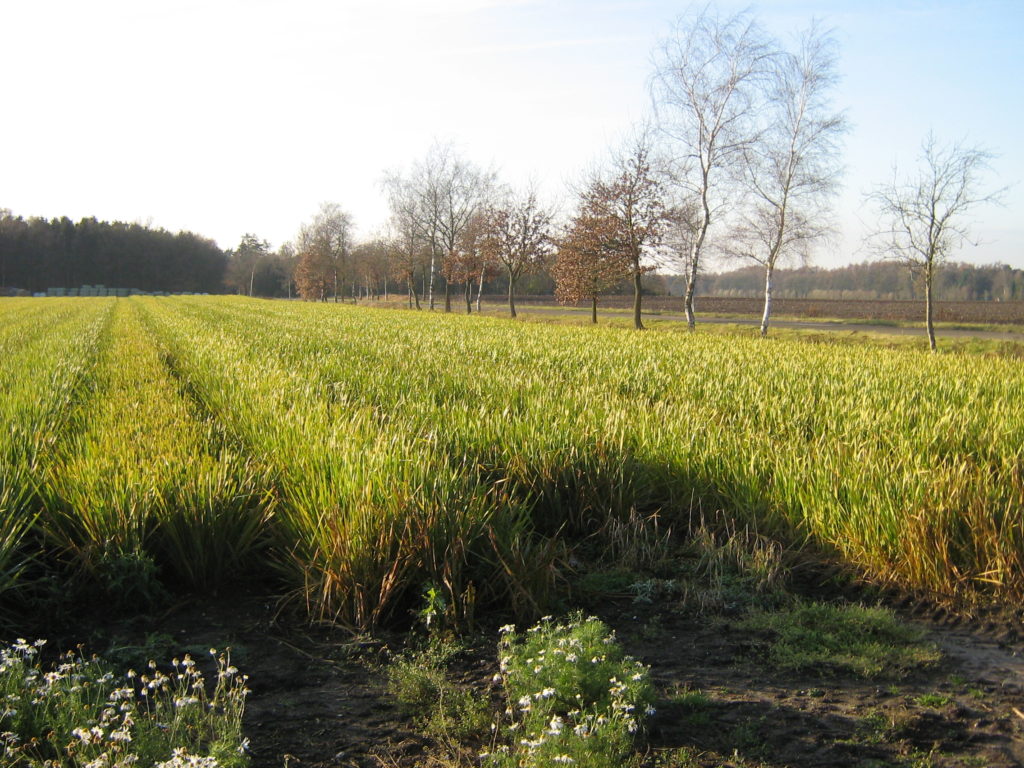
(2, 212, 1022, 301)
(0, 214, 225, 295)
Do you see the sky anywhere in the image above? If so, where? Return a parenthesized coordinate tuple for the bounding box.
(3, 0, 1022, 270)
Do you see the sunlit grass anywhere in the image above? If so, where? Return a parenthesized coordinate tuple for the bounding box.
(0, 298, 112, 602)
(37, 300, 271, 598)
(3, 295, 1023, 626)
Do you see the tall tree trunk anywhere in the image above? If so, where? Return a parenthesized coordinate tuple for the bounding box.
(685, 198, 711, 331)
(475, 269, 485, 312)
(249, 267, 255, 297)
(333, 270, 338, 303)
(464, 281, 472, 313)
(591, 296, 598, 324)
(507, 268, 517, 318)
(760, 264, 774, 338)
(925, 262, 937, 352)
(408, 283, 413, 309)
(428, 253, 436, 310)
(683, 265, 698, 330)
(632, 268, 644, 331)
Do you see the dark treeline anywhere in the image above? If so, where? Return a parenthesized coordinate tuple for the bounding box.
(0, 211, 226, 294)
(658, 261, 1024, 302)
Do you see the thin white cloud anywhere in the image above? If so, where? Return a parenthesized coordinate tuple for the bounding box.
(437, 34, 644, 57)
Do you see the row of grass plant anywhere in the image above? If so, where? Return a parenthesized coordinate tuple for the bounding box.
(0, 298, 113, 605)
(31, 300, 272, 606)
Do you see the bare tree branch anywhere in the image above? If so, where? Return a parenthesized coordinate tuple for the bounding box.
(865, 133, 1006, 350)
(651, 6, 775, 330)
(729, 22, 848, 337)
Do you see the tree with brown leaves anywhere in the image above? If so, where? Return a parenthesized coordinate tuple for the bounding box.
(478, 187, 554, 318)
(552, 209, 629, 324)
(294, 203, 353, 302)
(562, 131, 668, 330)
(445, 212, 498, 313)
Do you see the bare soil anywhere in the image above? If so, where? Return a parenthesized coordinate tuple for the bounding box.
(35, 586, 1024, 768)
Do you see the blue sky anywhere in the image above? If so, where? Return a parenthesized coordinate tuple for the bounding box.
(3, 0, 1021, 269)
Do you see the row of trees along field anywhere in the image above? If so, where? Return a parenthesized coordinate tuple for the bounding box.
(0, 210, 226, 294)
(224, 9, 1005, 350)
(5, 205, 1018, 307)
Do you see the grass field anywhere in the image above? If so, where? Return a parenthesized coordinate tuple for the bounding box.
(2, 295, 1023, 629)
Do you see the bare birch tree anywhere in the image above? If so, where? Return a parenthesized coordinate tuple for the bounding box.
(652, 7, 773, 330)
(866, 134, 1005, 351)
(383, 175, 426, 309)
(659, 196, 703, 287)
(730, 24, 847, 337)
(385, 142, 494, 312)
(434, 149, 496, 313)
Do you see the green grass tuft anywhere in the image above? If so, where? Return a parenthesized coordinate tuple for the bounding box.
(738, 601, 941, 678)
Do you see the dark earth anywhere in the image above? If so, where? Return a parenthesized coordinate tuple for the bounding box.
(30, 581, 1024, 768)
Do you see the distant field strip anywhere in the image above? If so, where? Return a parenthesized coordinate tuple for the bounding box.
(2, 296, 1022, 624)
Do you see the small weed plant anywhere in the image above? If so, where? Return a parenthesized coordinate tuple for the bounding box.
(385, 636, 490, 749)
(913, 692, 953, 708)
(483, 614, 654, 768)
(0, 639, 249, 767)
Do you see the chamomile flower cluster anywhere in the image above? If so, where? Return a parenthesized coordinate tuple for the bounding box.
(482, 615, 654, 768)
(0, 640, 250, 768)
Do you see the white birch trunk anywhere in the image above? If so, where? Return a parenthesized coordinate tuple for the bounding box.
(427, 253, 436, 310)
(760, 264, 773, 337)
